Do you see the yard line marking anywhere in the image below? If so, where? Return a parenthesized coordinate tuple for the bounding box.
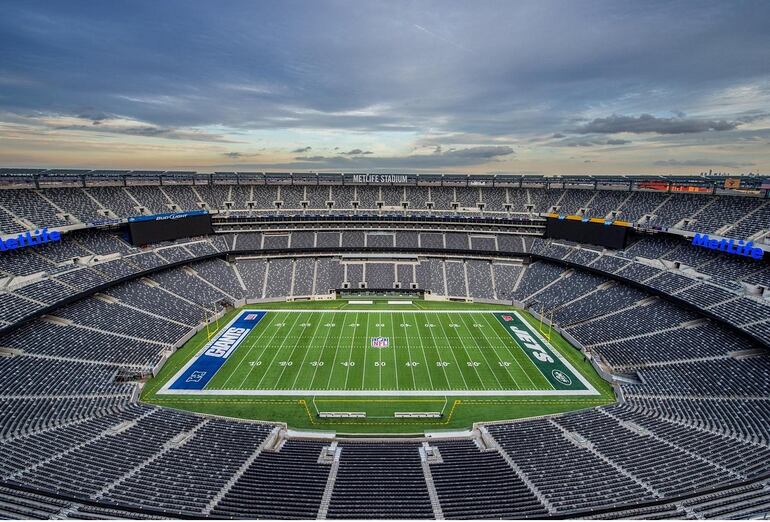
(325, 312, 351, 390)
(457, 313, 504, 389)
(218, 312, 280, 389)
(342, 312, 360, 389)
(413, 312, 438, 390)
(251, 312, 304, 389)
(308, 311, 336, 390)
(378, 311, 383, 390)
(429, 312, 468, 390)
(399, 312, 417, 389)
(361, 312, 370, 390)
(232, 311, 298, 389)
(390, 311, 400, 390)
(291, 312, 328, 389)
(480, 313, 539, 389)
(437, 312, 479, 389)
(277, 311, 325, 389)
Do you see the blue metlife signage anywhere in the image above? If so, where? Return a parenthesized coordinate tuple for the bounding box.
(0, 228, 61, 253)
(692, 233, 764, 260)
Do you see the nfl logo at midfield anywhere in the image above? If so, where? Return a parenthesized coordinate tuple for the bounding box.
(371, 337, 390, 348)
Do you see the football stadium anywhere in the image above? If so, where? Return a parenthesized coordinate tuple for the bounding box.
(0, 171, 767, 519)
(2, 0, 770, 520)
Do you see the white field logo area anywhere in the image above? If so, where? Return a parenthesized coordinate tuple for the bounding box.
(371, 337, 390, 348)
(205, 327, 251, 358)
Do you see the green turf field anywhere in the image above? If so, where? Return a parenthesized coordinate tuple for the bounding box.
(143, 299, 615, 434)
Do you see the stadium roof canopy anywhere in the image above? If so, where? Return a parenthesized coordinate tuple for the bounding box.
(0, 168, 766, 190)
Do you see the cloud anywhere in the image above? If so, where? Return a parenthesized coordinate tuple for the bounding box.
(0, 1, 768, 171)
(294, 155, 327, 161)
(221, 151, 259, 159)
(572, 114, 739, 134)
(75, 109, 114, 124)
(556, 138, 631, 147)
(653, 158, 756, 168)
(274, 145, 514, 170)
(341, 148, 373, 155)
(55, 123, 237, 142)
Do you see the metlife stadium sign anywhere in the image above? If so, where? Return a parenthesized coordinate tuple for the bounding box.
(0, 228, 61, 253)
(351, 174, 409, 184)
(692, 233, 764, 260)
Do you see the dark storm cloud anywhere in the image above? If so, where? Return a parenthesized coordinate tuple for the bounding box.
(572, 114, 739, 134)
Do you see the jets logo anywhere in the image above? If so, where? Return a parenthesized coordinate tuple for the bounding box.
(371, 337, 390, 348)
(552, 369, 572, 386)
(502, 315, 513, 321)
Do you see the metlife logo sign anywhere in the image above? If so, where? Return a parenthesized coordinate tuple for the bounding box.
(0, 228, 61, 253)
(691, 233, 764, 260)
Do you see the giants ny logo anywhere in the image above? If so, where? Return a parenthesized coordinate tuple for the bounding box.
(371, 337, 390, 348)
(186, 371, 206, 383)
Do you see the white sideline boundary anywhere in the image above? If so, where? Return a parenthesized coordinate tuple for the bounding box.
(157, 308, 601, 397)
(239, 309, 519, 313)
(156, 388, 600, 396)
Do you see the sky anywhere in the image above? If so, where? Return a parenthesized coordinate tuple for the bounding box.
(0, 0, 768, 175)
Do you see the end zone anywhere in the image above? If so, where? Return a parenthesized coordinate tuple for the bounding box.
(161, 310, 266, 392)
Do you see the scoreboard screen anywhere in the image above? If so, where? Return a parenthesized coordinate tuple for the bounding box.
(545, 217, 629, 249)
(128, 211, 214, 246)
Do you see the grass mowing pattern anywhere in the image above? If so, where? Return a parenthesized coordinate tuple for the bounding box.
(144, 300, 614, 434)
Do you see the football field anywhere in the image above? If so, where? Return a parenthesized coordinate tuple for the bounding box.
(160, 308, 598, 396)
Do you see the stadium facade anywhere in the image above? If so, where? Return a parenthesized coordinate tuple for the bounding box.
(0, 169, 768, 519)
